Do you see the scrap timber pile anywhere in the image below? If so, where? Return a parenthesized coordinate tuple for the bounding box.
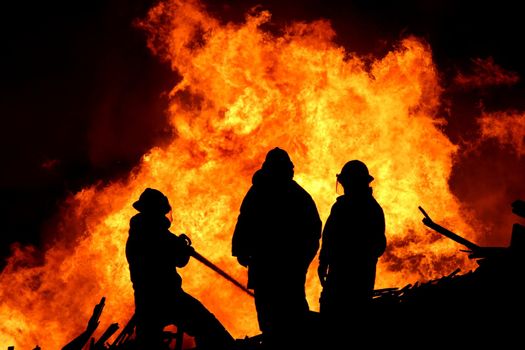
(372, 199, 525, 344)
(9, 300, 263, 350)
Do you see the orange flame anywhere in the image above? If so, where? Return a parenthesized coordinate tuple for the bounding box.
(1, 0, 481, 348)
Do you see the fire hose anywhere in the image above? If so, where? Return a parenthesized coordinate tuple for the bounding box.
(191, 250, 254, 297)
(179, 233, 254, 297)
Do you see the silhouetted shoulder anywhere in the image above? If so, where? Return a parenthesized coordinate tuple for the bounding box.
(238, 185, 259, 212)
(129, 213, 141, 226)
(369, 195, 384, 214)
(329, 195, 348, 213)
(251, 169, 265, 185)
(290, 180, 315, 199)
(129, 214, 145, 233)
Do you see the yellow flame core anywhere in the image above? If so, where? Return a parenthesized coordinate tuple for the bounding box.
(1, 0, 478, 348)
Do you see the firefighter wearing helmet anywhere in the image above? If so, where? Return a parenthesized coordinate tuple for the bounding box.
(318, 160, 386, 336)
(126, 188, 234, 349)
(232, 147, 322, 348)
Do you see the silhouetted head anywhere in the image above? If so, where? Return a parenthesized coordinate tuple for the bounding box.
(261, 147, 294, 179)
(133, 188, 171, 215)
(337, 160, 374, 190)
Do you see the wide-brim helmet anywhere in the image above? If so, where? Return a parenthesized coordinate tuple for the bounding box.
(132, 188, 172, 214)
(337, 160, 374, 185)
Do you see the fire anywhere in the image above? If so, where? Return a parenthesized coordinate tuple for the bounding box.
(453, 57, 520, 88)
(478, 111, 525, 156)
(1, 0, 483, 348)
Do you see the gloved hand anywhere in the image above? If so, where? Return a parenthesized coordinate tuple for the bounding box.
(236, 255, 250, 267)
(179, 233, 192, 246)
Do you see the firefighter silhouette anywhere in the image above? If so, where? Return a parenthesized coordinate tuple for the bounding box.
(232, 148, 322, 347)
(318, 160, 386, 329)
(126, 188, 234, 349)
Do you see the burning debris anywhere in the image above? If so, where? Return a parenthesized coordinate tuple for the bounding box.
(6, 200, 522, 349)
(371, 200, 525, 345)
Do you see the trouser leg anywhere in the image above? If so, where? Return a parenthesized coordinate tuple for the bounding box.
(174, 292, 234, 350)
(254, 285, 310, 349)
(135, 315, 164, 350)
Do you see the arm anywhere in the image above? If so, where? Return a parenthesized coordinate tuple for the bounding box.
(170, 233, 194, 268)
(318, 208, 336, 287)
(303, 194, 322, 266)
(232, 188, 257, 267)
(371, 204, 386, 258)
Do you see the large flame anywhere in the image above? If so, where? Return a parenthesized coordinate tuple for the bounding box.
(1, 0, 482, 348)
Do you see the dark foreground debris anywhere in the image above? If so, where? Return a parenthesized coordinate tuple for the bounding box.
(371, 201, 525, 347)
(8, 200, 525, 349)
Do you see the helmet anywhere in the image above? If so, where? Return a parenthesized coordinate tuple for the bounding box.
(132, 188, 172, 214)
(261, 147, 294, 178)
(337, 160, 374, 185)
(263, 147, 293, 169)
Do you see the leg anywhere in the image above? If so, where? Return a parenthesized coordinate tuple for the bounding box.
(254, 284, 309, 349)
(135, 315, 164, 350)
(172, 291, 234, 350)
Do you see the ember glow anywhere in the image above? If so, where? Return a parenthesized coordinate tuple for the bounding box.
(1, 0, 493, 348)
(454, 57, 520, 88)
(478, 112, 525, 156)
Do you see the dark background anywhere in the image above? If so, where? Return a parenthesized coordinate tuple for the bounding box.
(1, 0, 524, 268)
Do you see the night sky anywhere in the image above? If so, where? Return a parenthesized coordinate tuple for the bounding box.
(1, 0, 524, 268)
